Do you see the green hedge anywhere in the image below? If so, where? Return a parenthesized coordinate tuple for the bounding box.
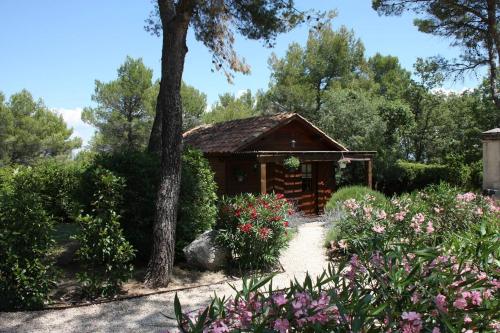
(381, 160, 482, 194)
(0, 168, 56, 310)
(177, 147, 218, 258)
(92, 148, 218, 261)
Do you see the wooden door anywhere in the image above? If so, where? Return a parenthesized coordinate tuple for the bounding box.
(299, 162, 318, 214)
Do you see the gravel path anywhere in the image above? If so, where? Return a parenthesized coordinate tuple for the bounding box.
(0, 220, 328, 333)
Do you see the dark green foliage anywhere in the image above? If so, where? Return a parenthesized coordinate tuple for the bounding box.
(73, 167, 135, 299)
(177, 147, 218, 258)
(0, 168, 56, 310)
(382, 160, 481, 194)
(89, 151, 159, 261)
(88, 148, 217, 261)
(385, 160, 450, 194)
(28, 159, 87, 223)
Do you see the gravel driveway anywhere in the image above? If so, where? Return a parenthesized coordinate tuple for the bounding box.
(0, 220, 329, 333)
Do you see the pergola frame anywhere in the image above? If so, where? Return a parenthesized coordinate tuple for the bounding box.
(205, 150, 377, 194)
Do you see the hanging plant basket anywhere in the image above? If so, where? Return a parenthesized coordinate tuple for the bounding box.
(283, 156, 300, 171)
(338, 158, 351, 169)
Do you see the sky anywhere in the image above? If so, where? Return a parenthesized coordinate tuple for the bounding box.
(0, 0, 485, 147)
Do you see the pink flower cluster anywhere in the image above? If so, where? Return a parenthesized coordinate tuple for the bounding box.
(400, 312, 422, 333)
(456, 192, 477, 202)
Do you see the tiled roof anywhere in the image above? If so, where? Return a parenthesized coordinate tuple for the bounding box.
(183, 113, 347, 153)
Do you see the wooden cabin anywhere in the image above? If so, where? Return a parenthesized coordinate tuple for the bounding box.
(183, 113, 376, 214)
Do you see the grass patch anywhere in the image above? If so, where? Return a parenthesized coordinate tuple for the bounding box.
(324, 227, 337, 248)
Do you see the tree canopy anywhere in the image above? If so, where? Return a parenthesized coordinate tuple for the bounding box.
(372, 0, 500, 108)
(0, 90, 81, 166)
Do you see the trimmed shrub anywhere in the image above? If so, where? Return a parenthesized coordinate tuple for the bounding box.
(216, 193, 293, 270)
(325, 185, 388, 211)
(91, 148, 218, 261)
(177, 147, 218, 258)
(0, 167, 56, 310)
(30, 158, 87, 223)
(73, 168, 135, 299)
(89, 151, 159, 261)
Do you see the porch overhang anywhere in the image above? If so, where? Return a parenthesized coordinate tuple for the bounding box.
(204, 150, 376, 162)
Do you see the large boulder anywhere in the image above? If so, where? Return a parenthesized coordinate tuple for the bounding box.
(183, 230, 229, 271)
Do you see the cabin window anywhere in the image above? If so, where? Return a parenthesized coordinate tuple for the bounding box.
(301, 163, 313, 192)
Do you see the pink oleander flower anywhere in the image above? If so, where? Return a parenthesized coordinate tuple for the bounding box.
(372, 224, 385, 233)
(470, 291, 482, 306)
(394, 211, 407, 221)
(464, 330, 473, 333)
(371, 251, 383, 268)
(273, 319, 289, 333)
(343, 199, 360, 211)
(453, 297, 468, 310)
(464, 315, 472, 324)
(456, 192, 476, 202)
(377, 210, 387, 220)
(435, 294, 448, 313)
(401, 312, 422, 333)
(272, 292, 287, 306)
(426, 221, 435, 234)
(363, 205, 373, 218)
(411, 292, 421, 304)
(474, 207, 483, 216)
(432, 327, 441, 333)
(338, 239, 348, 249)
(433, 206, 443, 214)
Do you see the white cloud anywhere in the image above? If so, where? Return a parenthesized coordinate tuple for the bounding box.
(52, 107, 95, 149)
(235, 89, 248, 98)
(431, 87, 473, 96)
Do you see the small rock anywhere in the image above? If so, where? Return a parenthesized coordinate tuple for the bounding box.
(183, 230, 229, 271)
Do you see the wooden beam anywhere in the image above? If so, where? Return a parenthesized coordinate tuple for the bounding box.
(260, 162, 267, 194)
(366, 159, 373, 189)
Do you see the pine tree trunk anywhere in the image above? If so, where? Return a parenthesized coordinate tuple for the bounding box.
(145, 0, 192, 287)
(147, 91, 162, 155)
(486, 0, 500, 109)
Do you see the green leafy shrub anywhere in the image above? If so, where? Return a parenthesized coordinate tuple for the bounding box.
(30, 158, 87, 223)
(325, 185, 388, 211)
(177, 147, 218, 258)
(386, 160, 450, 194)
(91, 148, 218, 261)
(283, 156, 300, 171)
(73, 167, 135, 299)
(329, 183, 499, 256)
(216, 193, 293, 270)
(88, 151, 159, 260)
(0, 167, 56, 310)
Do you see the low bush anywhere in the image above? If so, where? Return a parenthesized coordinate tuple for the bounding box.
(0, 167, 56, 310)
(73, 167, 135, 299)
(325, 185, 388, 211)
(216, 193, 293, 270)
(177, 147, 218, 258)
(329, 183, 499, 257)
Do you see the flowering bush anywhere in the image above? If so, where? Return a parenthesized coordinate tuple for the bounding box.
(328, 184, 499, 257)
(171, 244, 499, 333)
(216, 193, 293, 270)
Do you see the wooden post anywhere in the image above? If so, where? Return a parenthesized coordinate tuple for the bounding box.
(260, 162, 267, 194)
(366, 159, 373, 189)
